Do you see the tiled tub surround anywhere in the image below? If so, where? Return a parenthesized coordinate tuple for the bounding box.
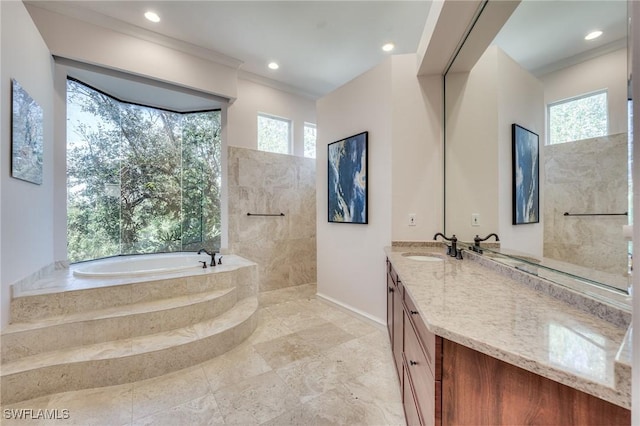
(228, 147, 316, 292)
(1, 255, 259, 405)
(384, 245, 631, 409)
(544, 132, 629, 279)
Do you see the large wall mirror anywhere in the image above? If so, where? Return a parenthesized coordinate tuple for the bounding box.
(444, 0, 632, 298)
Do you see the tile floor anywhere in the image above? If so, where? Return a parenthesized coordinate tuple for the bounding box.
(2, 284, 404, 425)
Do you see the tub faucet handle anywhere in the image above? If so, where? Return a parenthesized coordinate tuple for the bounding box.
(199, 261, 207, 269)
(218, 256, 223, 265)
(197, 248, 216, 267)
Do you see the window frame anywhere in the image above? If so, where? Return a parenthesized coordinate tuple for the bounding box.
(546, 89, 608, 145)
(257, 112, 292, 155)
(66, 77, 222, 263)
(303, 122, 317, 159)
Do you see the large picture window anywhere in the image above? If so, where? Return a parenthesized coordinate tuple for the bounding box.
(67, 79, 221, 263)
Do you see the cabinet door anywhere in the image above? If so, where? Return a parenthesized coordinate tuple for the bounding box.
(404, 310, 435, 426)
(386, 268, 394, 342)
(392, 280, 404, 376)
(403, 357, 423, 426)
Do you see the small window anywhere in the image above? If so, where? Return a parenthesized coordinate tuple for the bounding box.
(304, 122, 317, 158)
(257, 113, 291, 154)
(548, 91, 608, 145)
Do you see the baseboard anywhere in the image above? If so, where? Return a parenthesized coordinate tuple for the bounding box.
(315, 292, 386, 329)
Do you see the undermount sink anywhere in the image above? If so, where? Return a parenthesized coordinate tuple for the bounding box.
(401, 253, 444, 262)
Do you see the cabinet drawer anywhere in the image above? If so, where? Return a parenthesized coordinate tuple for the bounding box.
(403, 357, 423, 426)
(404, 293, 435, 376)
(404, 310, 435, 424)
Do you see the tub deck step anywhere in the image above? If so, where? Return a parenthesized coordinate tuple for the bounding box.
(2, 287, 237, 363)
(1, 297, 258, 405)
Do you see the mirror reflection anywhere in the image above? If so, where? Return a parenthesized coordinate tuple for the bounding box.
(444, 0, 631, 295)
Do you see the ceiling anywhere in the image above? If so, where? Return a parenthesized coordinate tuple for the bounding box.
(26, 1, 432, 100)
(493, 0, 627, 76)
(25, 0, 628, 108)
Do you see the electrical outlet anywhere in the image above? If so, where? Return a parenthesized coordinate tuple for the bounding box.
(408, 213, 417, 227)
(471, 213, 480, 227)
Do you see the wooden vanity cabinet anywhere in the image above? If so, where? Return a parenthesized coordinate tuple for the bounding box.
(386, 258, 630, 426)
(387, 259, 441, 426)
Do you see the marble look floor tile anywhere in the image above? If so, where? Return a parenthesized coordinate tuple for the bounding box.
(323, 336, 391, 381)
(294, 321, 357, 351)
(258, 284, 316, 307)
(131, 393, 223, 426)
(263, 383, 403, 426)
(201, 341, 272, 392)
(213, 370, 299, 425)
(252, 333, 319, 369)
(131, 366, 210, 420)
(244, 309, 293, 345)
(275, 353, 344, 403)
(45, 384, 133, 426)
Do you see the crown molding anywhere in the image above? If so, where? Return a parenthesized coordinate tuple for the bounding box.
(25, 1, 243, 69)
(533, 38, 627, 77)
(238, 70, 321, 101)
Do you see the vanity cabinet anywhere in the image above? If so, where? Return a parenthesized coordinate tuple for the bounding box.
(387, 259, 441, 426)
(386, 258, 630, 426)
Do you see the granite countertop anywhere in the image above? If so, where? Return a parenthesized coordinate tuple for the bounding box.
(384, 245, 631, 409)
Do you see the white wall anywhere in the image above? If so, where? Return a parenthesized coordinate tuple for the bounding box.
(227, 78, 316, 156)
(496, 48, 544, 256)
(316, 59, 393, 324)
(1, 0, 55, 329)
(540, 48, 628, 138)
(391, 55, 443, 241)
(316, 53, 441, 323)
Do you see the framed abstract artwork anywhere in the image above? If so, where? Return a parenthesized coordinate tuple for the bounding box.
(328, 131, 368, 224)
(11, 79, 43, 185)
(512, 124, 539, 225)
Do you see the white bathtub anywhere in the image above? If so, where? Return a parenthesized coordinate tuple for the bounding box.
(72, 252, 220, 278)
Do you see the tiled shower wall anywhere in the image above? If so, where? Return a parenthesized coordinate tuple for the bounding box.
(228, 147, 316, 292)
(543, 132, 628, 276)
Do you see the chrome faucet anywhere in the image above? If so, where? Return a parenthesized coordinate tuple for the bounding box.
(433, 233, 461, 258)
(197, 248, 216, 267)
(471, 233, 500, 254)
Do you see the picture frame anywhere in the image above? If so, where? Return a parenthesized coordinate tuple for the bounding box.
(512, 123, 539, 225)
(328, 131, 368, 224)
(11, 79, 43, 185)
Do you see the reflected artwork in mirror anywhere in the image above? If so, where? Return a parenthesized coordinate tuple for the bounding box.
(443, 0, 631, 298)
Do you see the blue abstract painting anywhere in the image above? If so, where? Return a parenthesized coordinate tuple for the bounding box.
(512, 124, 539, 225)
(328, 132, 368, 224)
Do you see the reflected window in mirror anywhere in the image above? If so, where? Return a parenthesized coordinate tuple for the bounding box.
(548, 90, 608, 144)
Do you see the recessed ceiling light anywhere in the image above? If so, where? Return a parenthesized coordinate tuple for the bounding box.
(268, 62, 279, 70)
(144, 11, 160, 23)
(382, 43, 395, 52)
(585, 30, 603, 41)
